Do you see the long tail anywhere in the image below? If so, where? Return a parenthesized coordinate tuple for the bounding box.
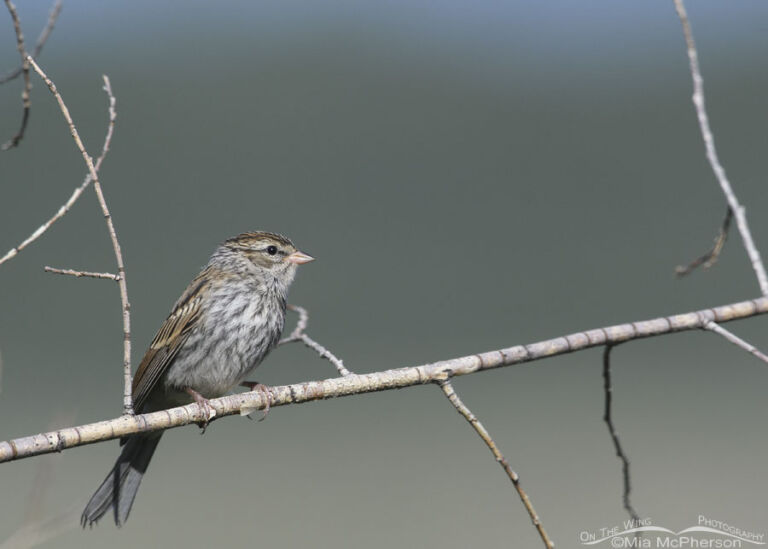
(81, 434, 162, 527)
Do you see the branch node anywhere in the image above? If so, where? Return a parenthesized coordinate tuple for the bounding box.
(703, 320, 768, 365)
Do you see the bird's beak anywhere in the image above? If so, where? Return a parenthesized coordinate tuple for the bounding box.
(286, 251, 315, 265)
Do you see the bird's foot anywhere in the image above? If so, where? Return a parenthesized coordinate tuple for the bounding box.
(240, 381, 274, 421)
(185, 387, 215, 433)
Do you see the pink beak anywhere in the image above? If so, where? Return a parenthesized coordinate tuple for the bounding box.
(286, 251, 315, 265)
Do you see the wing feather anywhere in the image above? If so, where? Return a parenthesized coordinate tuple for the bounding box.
(131, 269, 211, 412)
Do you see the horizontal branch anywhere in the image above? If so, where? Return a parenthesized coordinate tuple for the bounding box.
(2, 296, 767, 463)
(44, 266, 120, 280)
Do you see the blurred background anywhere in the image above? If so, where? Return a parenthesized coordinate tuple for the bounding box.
(1, 1, 767, 546)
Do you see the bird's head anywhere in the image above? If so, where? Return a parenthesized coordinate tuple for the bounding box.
(215, 231, 314, 290)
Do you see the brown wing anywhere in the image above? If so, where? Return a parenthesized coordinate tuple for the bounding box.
(131, 268, 211, 413)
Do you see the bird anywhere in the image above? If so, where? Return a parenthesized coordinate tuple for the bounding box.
(81, 231, 314, 527)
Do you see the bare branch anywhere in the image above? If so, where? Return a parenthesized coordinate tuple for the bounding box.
(676, 206, 732, 277)
(280, 304, 352, 376)
(44, 266, 120, 281)
(282, 303, 309, 341)
(2, 296, 767, 463)
(0, 70, 117, 267)
(703, 321, 768, 365)
(602, 346, 641, 531)
(1, 0, 32, 150)
(0, 0, 61, 85)
(673, 0, 768, 296)
(26, 59, 133, 416)
(437, 378, 553, 548)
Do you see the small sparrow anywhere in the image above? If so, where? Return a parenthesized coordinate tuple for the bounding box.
(81, 232, 314, 527)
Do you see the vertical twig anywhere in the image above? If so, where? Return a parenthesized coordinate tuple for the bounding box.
(26, 58, 133, 416)
(602, 346, 641, 529)
(673, 0, 768, 296)
(2, 0, 32, 150)
(437, 378, 554, 548)
(0, 0, 61, 85)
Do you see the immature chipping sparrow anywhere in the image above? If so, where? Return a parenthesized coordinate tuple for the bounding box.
(81, 232, 314, 527)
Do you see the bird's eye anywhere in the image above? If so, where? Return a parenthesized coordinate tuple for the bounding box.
(266, 245, 278, 256)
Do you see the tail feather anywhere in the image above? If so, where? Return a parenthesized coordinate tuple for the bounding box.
(81, 434, 161, 527)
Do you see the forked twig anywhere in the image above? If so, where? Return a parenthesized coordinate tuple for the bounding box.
(0, 71, 117, 267)
(26, 58, 133, 416)
(703, 321, 768, 365)
(0, 0, 61, 84)
(436, 378, 553, 548)
(673, 0, 768, 296)
(602, 346, 641, 530)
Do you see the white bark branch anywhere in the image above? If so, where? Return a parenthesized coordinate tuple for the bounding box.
(26, 59, 134, 416)
(44, 267, 120, 281)
(437, 378, 553, 548)
(703, 321, 768, 365)
(2, 296, 766, 463)
(673, 0, 768, 296)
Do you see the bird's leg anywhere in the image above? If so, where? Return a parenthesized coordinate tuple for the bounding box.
(185, 387, 215, 432)
(240, 381, 273, 421)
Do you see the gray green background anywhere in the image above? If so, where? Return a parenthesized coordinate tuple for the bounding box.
(1, 1, 767, 547)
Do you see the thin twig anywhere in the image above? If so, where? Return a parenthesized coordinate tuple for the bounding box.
(283, 303, 309, 340)
(44, 266, 120, 281)
(703, 321, 768, 365)
(26, 59, 133, 416)
(602, 346, 641, 531)
(673, 0, 768, 296)
(676, 207, 732, 276)
(0, 0, 61, 85)
(2, 0, 32, 150)
(436, 378, 553, 548)
(2, 295, 767, 463)
(0, 70, 117, 267)
(280, 304, 352, 376)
